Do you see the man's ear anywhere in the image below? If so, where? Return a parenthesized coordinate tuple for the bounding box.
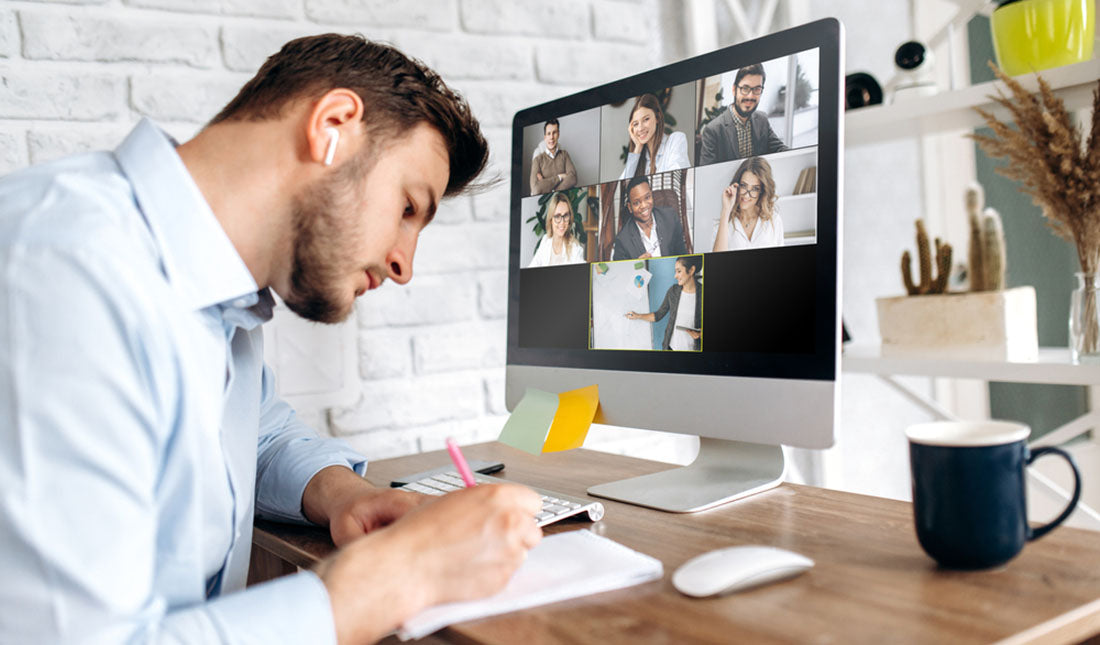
(306, 88, 365, 166)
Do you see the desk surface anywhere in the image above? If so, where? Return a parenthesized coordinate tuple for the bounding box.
(253, 443, 1100, 644)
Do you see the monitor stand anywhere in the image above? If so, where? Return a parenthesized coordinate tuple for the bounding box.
(586, 438, 785, 513)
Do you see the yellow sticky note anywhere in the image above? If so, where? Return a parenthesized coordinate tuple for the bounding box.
(542, 385, 600, 452)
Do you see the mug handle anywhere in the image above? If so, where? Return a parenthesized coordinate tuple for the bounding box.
(1027, 446, 1082, 541)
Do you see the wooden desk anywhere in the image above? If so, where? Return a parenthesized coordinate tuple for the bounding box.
(251, 443, 1100, 644)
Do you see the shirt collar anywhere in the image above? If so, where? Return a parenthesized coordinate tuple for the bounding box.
(113, 118, 259, 313)
(730, 106, 749, 125)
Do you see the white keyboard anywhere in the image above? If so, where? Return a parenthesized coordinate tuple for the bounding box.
(400, 471, 605, 527)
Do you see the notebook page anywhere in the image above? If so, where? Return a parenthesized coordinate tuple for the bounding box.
(398, 530, 663, 640)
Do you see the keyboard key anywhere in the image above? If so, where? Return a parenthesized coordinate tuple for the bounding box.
(405, 483, 439, 495)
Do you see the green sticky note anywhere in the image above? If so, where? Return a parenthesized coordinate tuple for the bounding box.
(498, 388, 559, 454)
(633, 261, 645, 270)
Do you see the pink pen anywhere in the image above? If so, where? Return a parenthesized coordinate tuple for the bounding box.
(446, 437, 477, 487)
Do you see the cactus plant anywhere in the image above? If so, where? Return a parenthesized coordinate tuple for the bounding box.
(963, 183, 1007, 292)
(901, 219, 952, 295)
(981, 208, 1006, 291)
(966, 183, 985, 292)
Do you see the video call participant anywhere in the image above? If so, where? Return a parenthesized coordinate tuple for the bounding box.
(0, 34, 542, 644)
(625, 255, 702, 351)
(613, 175, 687, 260)
(619, 93, 690, 179)
(713, 156, 785, 251)
(529, 192, 585, 267)
(530, 118, 577, 195)
(699, 63, 789, 165)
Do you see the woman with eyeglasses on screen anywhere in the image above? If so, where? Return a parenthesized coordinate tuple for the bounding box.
(529, 192, 585, 267)
(712, 156, 784, 251)
(618, 93, 690, 180)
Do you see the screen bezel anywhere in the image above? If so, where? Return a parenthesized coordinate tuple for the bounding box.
(506, 18, 842, 382)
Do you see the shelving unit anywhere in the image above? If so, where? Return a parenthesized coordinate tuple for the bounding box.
(845, 58, 1100, 147)
(843, 343, 1100, 386)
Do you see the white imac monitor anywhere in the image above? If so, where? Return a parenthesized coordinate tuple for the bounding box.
(506, 19, 844, 512)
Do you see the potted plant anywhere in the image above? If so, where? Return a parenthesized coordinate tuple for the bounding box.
(970, 65, 1100, 362)
(875, 185, 1039, 360)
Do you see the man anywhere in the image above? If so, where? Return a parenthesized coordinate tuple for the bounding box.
(612, 175, 686, 261)
(699, 63, 789, 165)
(0, 34, 542, 644)
(529, 118, 577, 195)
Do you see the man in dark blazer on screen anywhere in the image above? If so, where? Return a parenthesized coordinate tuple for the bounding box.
(613, 175, 686, 261)
(699, 63, 788, 165)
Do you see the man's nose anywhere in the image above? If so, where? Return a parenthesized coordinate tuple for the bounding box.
(384, 232, 417, 286)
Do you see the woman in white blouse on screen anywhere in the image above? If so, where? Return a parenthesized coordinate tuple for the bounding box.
(712, 156, 785, 251)
(618, 93, 691, 180)
(529, 192, 585, 267)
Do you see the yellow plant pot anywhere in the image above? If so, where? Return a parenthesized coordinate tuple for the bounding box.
(991, 0, 1095, 75)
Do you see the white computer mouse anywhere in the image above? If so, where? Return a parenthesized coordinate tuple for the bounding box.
(672, 545, 814, 598)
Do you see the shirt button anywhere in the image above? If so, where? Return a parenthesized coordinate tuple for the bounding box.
(232, 298, 248, 308)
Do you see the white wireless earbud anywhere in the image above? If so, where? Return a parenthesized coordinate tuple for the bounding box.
(323, 126, 339, 166)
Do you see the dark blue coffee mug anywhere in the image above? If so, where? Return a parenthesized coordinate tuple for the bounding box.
(906, 421, 1081, 570)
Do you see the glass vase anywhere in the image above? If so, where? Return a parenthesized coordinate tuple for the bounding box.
(1069, 272, 1100, 363)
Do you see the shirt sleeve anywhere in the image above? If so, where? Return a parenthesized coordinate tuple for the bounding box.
(559, 151, 578, 190)
(619, 151, 638, 180)
(663, 131, 691, 172)
(0, 244, 338, 644)
(253, 359, 368, 524)
(529, 156, 555, 195)
(699, 120, 720, 165)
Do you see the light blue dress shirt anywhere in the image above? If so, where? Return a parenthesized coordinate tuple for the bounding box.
(0, 119, 368, 643)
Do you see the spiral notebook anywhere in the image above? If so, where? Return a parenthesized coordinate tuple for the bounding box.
(398, 530, 664, 640)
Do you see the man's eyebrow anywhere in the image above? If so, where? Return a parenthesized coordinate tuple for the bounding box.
(423, 190, 438, 225)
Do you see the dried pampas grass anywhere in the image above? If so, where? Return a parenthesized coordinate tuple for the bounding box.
(970, 63, 1100, 274)
(970, 64, 1100, 358)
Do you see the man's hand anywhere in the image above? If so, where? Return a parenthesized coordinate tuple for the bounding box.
(314, 483, 542, 645)
(302, 465, 430, 547)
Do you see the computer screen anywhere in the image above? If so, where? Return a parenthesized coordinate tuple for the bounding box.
(506, 19, 844, 512)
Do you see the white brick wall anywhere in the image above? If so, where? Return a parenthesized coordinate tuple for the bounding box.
(0, 0, 681, 460)
(21, 12, 220, 67)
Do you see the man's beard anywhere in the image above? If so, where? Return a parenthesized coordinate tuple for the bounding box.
(734, 99, 756, 118)
(282, 153, 370, 324)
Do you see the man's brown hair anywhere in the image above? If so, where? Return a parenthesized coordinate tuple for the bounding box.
(210, 33, 489, 197)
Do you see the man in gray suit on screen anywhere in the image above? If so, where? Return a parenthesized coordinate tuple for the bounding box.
(699, 63, 789, 165)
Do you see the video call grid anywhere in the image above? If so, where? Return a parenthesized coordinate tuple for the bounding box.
(513, 47, 822, 354)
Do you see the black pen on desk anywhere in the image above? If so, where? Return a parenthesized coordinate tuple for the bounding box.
(445, 437, 477, 487)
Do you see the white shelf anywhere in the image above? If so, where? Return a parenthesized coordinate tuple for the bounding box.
(842, 343, 1100, 386)
(845, 58, 1100, 146)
